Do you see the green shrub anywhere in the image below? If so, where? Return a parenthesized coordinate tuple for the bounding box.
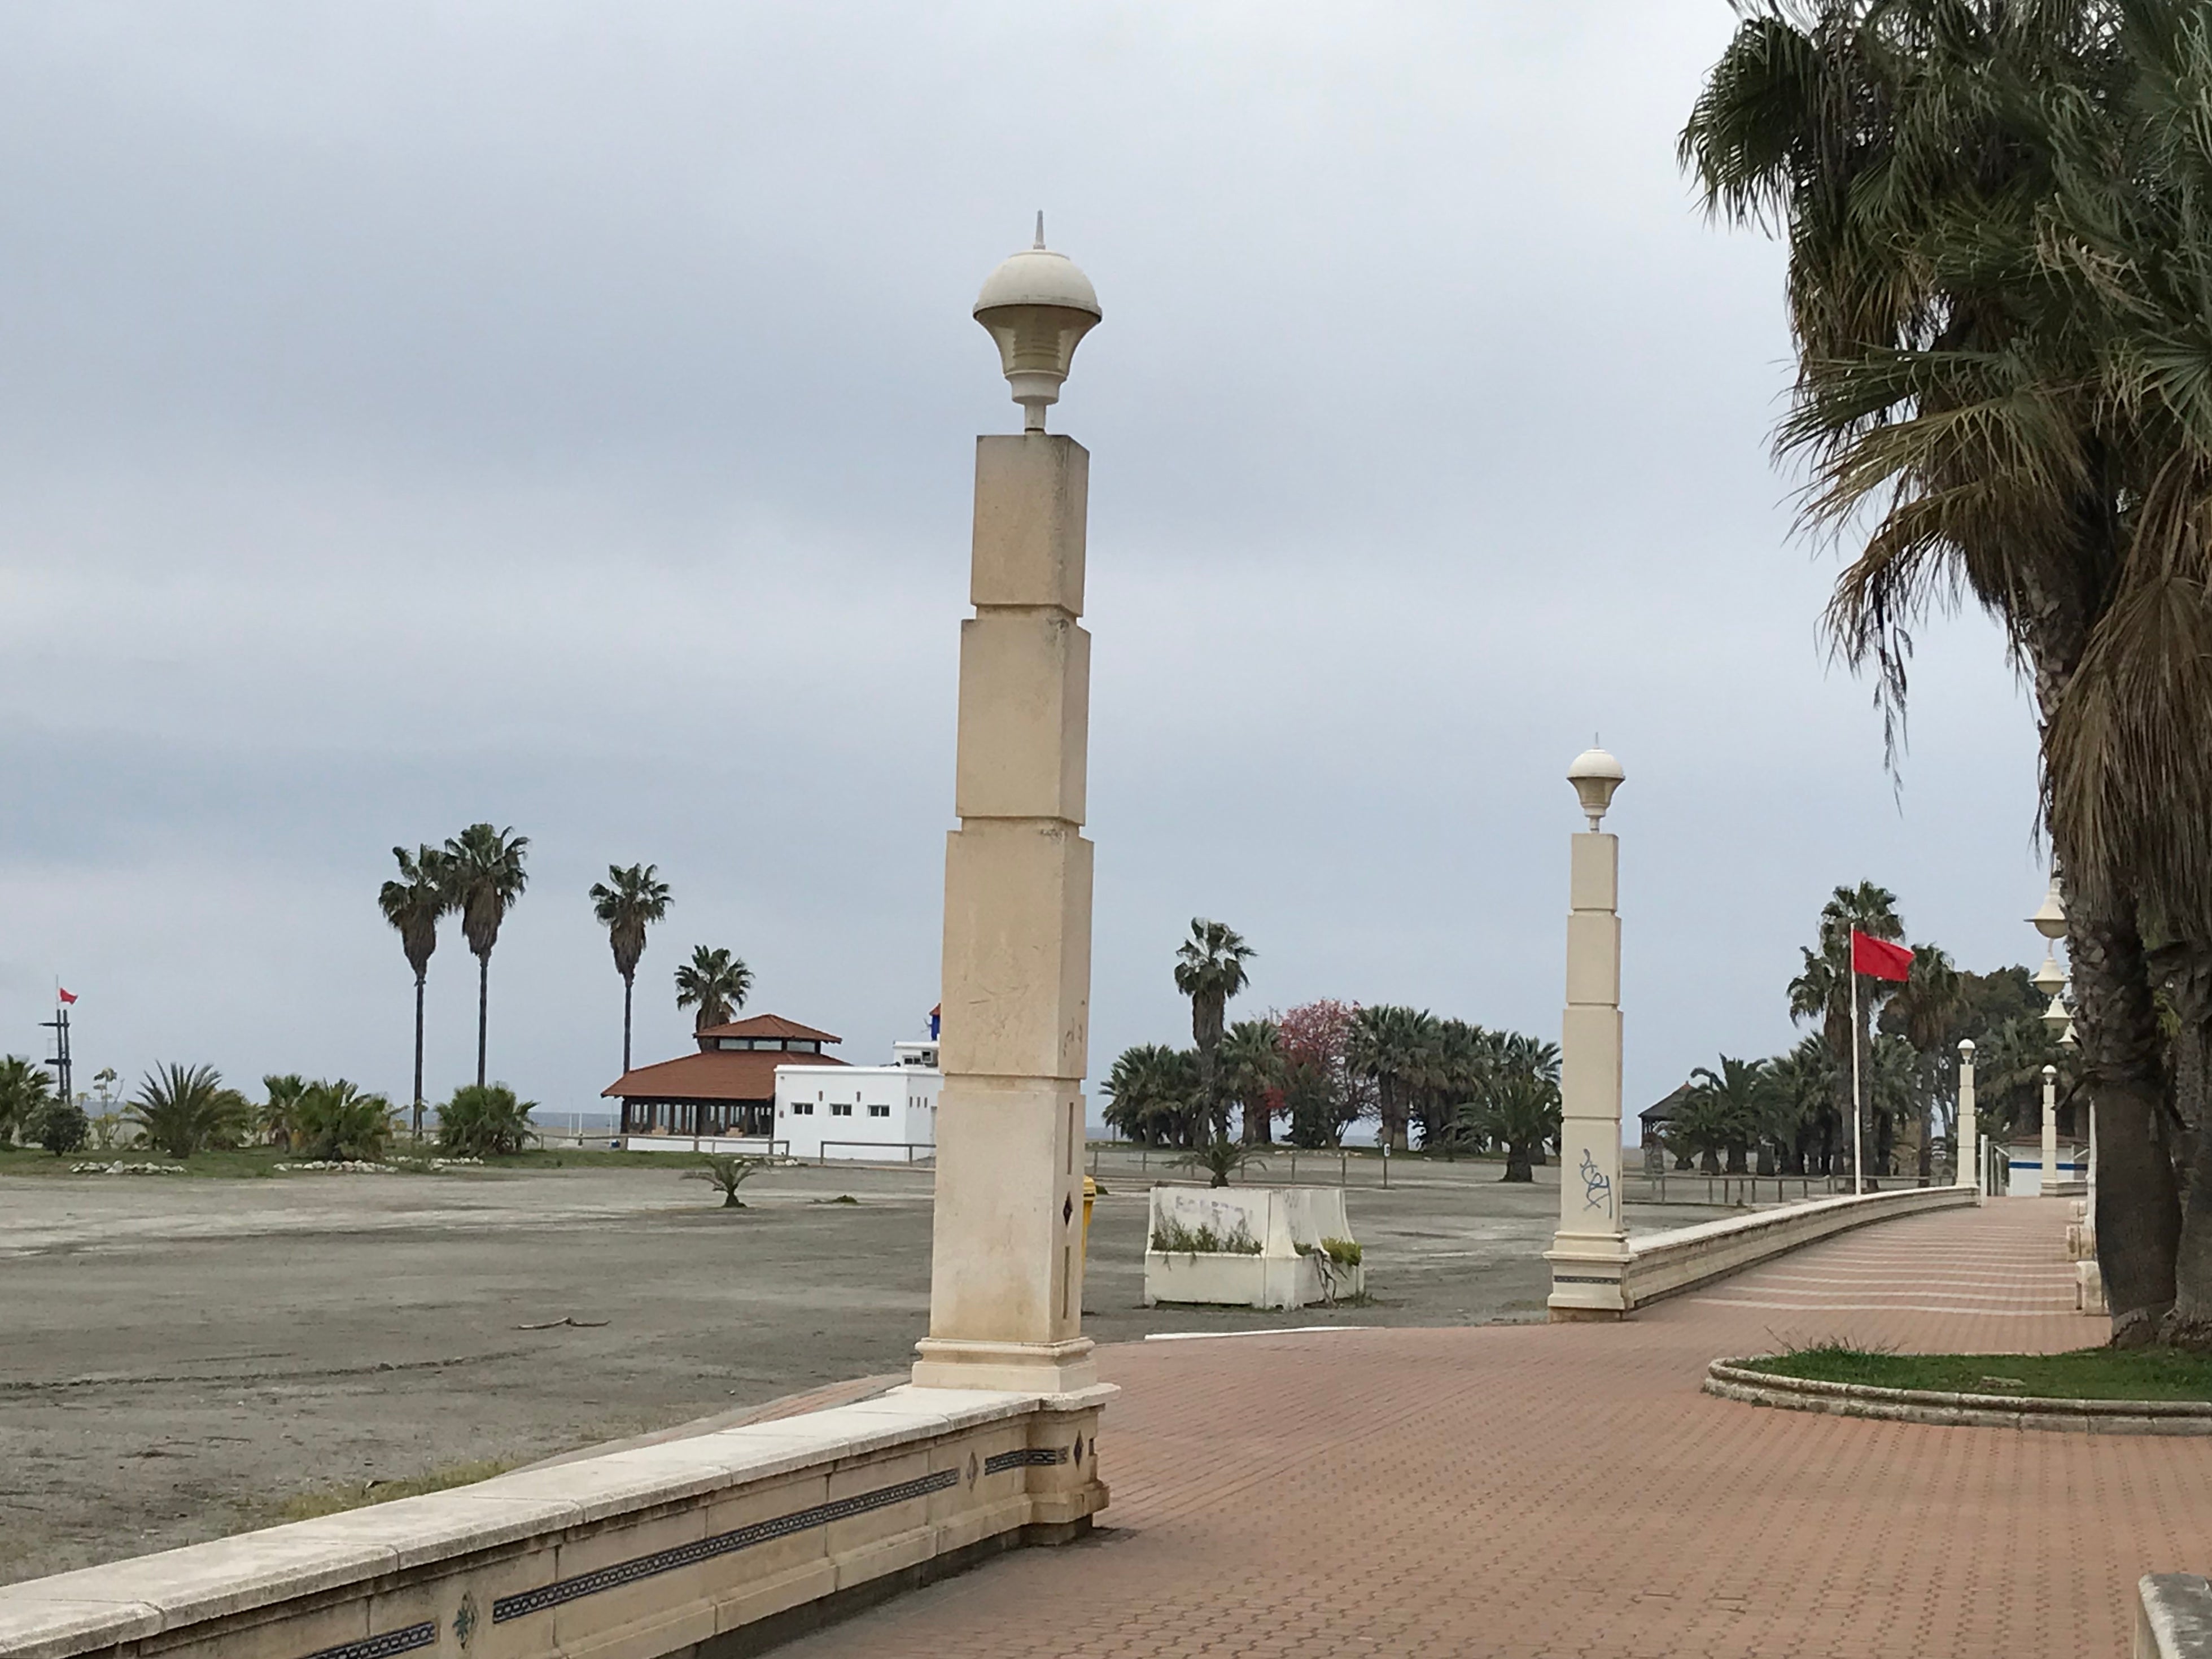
(129, 1064, 248, 1159)
(32, 1099, 89, 1156)
(296, 1080, 394, 1162)
(1309, 1236, 1362, 1267)
(438, 1084, 537, 1158)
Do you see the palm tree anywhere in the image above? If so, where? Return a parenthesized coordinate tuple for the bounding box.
(1461, 1058, 1562, 1184)
(1348, 1004, 1439, 1152)
(675, 946, 753, 1033)
(1173, 920, 1255, 1140)
(129, 1063, 246, 1159)
(589, 863, 672, 1073)
(443, 824, 529, 1089)
(1102, 1044, 1202, 1149)
(1683, 1, 2190, 1337)
(378, 844, 453, 1138)
(0, 1055, 54, 1146)
(1768, 1036, 1834, 1175)
(259, 1073, 311, 1151)
(1787, 883, 1904, 1179)
(1687, 1057, 1773, 1177)
(1216, 1019, 1285, 1145)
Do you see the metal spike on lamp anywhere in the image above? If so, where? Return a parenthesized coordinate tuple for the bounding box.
(973, 213, 1103, 433)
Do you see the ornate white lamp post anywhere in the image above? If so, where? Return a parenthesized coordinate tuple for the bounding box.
(2040, 1062, 2062, 1198)
(1546, 745, 1629, 1320)
(1957, 1038, 1979, 1200)
(911, 225, 1105, 1395)
(2028, 870, 2073, 1198)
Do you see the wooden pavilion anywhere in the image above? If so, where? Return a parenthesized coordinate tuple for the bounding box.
(603, 1014, 845, 1138)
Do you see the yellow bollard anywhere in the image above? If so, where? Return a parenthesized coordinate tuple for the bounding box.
(1081, 1174, 1096, 1264)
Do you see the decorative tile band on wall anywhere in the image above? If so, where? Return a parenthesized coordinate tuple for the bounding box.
(488, 1469, 961, 1625)
(983, 1447, 1069, 1474)
(301, 1622, 436, 1659)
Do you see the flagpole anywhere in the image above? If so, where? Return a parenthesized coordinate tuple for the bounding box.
(1850, 966, 1863, 1197)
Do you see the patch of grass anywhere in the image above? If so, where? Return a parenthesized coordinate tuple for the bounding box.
(808, 1195, 860, 1205)
(1744, 1342, 2212, 1402)
(268, 1458, 519, 1522)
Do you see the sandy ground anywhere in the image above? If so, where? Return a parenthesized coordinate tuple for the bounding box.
(0, 1154, 1725, 1584)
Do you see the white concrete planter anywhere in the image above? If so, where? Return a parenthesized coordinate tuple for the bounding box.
(1142, 1185, 1362, 1311)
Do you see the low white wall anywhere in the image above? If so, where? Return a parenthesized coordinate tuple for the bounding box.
(1621, 1184, 1977, 1309)
(0, 1386, 1108, 1659)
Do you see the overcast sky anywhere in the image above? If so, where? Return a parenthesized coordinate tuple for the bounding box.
(0, 3, 2049, 1131)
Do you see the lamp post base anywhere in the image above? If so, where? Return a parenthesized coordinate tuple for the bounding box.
(911, 1337, 1099, 1394)
(1545, 1237, 1631, 1320)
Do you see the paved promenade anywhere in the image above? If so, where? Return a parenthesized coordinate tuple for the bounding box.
(788, 1199, 2201, 1659)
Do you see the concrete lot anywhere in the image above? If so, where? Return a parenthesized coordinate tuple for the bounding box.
(0, 1155, 1726, 1584)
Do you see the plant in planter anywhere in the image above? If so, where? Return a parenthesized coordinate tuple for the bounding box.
(1149, 1216, 1261, 1258)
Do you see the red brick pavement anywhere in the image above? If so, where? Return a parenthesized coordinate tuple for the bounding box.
(779, 1199, 2212, 1658)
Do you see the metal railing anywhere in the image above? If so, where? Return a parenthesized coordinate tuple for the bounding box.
(815, 1141, 935, 1165)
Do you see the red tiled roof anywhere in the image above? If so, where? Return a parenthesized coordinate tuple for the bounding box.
(602, 1047, 847, 1103)
(694, 1013, 842, 1045)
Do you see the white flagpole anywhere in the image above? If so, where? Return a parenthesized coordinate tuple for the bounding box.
(1850, 963, 1864, 1196)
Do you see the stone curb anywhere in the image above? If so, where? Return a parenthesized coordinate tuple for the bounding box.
(1703, 1359, 2212, 1435)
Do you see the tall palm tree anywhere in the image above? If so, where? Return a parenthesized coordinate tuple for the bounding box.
(1684, 0, 2188, 1337)
(1787, 882, 1904, 1179)
(1217, 1019, 1285, 1145)
(443, 824, 530, 1089)
(589, 863, 672, 1074)
(378, 844, 453, 1138)
(675, 946, 753, 1033)
(1173, 919, 1254, 1140)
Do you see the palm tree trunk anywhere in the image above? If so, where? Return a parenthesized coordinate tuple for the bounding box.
(2073, 893, 2180, 1345)
(2157, 949, 2212, 1344)
(412, 971, 427, 1141)
(621, 971, 635, 1074)
(475, 952, 490, 1089)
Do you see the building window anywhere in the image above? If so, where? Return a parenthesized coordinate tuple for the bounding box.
(791, 1102, 813, 1116)
(788, 1040, 819, 1054)
(831, 1102, 853, 1117)
(868, 1103, 890, 1118)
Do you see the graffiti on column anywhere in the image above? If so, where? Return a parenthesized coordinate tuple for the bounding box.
(1579, 1147, 1614, 1221)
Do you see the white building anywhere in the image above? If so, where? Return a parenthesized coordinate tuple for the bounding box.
(775, 1037, 940, 1161)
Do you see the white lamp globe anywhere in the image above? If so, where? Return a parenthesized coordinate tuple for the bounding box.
(974, 216, 1101, 433)
(1567, 746, 1625, 831)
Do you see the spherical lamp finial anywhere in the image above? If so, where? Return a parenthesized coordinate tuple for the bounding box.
(974, 215, 1101, 433)
(1567, 744, 1625, 831)
(1958, 1037, 1975, 1058)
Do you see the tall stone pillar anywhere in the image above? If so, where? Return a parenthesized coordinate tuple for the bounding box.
(1956, 1039, 1979, 1201)
(1547, 747, 1629, 1321)
(2041, 1063, 2061, 1198)
(911, 431, 1099, 1395)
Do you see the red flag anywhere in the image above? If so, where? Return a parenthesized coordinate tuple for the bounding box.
(1850, 932, 1914, 983)
(56, 988, 77, 1005)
